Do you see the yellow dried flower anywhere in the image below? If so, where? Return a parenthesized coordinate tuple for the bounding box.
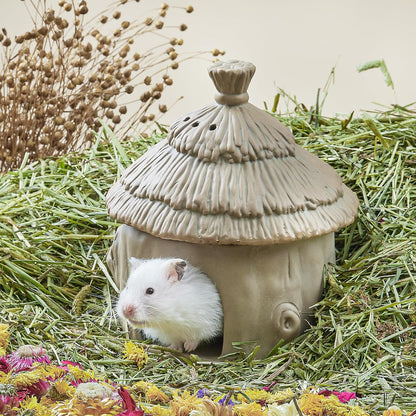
(0, 323, 10, 352)
(198, 398, 234, 415)
(48, 379, 76, 400)
(325, 395, 369, 416)
(234, 401, 264, 415)
(45, 364, 68, 380)
(170, 390, 205, 416)
(382, 406, 402, 416)
(146, 404, 171, 416)
(66, 363, 95, 382)
(146, 385, 170, 403)
(12, 365, 47, 389)
(132, 380, 153, 394)
(123, 341, 148, 369)
(299, 394, 369, 416)
(17, 396, 51, 415)
(51, 396, 122, 416)
(238, 389, 270, 403)
(298, 393, 324, 416)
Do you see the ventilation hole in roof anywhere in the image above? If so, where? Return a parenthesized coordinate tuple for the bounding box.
(183, 116, 190, 121)
(209, 124, 217, 131)
(192, 121, 199, 127)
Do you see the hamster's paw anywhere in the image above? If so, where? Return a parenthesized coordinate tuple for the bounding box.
(184, 339, 199, 352)
(168, 342, 184, 352)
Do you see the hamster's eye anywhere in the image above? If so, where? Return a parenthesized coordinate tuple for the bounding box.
(145, 287, 154, 295)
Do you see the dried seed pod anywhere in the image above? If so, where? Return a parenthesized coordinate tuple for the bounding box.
(112, 114, 121, 124)
(155, 21, 164, 29)
(186, 5, 194, 13)
(154, 83, 164, 92)
(42, 129, 53, 143)
(113, 10, 121, 19)
(44, 10, 55, 23)
(180, 23, 188, 31)
(121, 21, 130, 29)
(53, 130, 64, 141)
(119, 105, 127, 114)
(100, 15, 108, 24)
(159, 104, 167, 113)
(144, 76, 151, 85)
(55, 116, 65, 125)
(38, 26, 48, 36)
(64, 121, 76, 132)
(140, 91, 151, 102)
(64, 38, 73, 47)
(144, 17, 153, 26)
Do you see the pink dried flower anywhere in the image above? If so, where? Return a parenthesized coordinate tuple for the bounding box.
(118, 386, 145, 416)
(0, 386, 28, 413)
(7, 345, 50, 372)
(0, 356, 10, 374)
(318, 389, 357, 403)
(59, 360, 83, 370)
(27, 378, 50, 398)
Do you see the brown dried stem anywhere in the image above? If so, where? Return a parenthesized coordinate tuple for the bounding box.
(0, 0, 225, 172)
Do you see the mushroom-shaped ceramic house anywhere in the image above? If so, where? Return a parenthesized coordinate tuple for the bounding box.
(106, 60, 359, 357)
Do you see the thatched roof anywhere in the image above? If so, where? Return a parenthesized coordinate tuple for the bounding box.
(106, 60, 359, 245)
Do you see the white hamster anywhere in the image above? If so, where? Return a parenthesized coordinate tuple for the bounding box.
(116, 257, 223, 352)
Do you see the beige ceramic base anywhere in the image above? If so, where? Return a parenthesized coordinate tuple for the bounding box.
(107, 224, 335, 358)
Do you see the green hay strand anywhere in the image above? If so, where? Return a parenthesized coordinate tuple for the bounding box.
(0, 106, 415, 413)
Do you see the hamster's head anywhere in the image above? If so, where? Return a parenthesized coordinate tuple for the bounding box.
(116, 257, 186, 329)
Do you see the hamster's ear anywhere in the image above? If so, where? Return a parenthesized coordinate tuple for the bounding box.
(129, 257, 143, 272)
(166, 259, 187, 282)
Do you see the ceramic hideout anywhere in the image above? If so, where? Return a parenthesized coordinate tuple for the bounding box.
(106, 60, 359, 357)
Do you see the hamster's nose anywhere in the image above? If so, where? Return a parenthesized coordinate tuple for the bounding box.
(122, 304, 136, 318)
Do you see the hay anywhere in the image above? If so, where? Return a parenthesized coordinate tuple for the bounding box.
(0, 103, 415, 413)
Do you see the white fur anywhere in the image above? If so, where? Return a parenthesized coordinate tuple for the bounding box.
(116, 258, 223, 352)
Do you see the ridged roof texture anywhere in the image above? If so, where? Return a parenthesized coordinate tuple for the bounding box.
(106, 60, 359, 245)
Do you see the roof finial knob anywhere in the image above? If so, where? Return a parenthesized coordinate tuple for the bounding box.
(208, 60, 256, 106)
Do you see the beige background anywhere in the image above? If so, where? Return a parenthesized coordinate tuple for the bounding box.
(4, 0, 416, 125)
